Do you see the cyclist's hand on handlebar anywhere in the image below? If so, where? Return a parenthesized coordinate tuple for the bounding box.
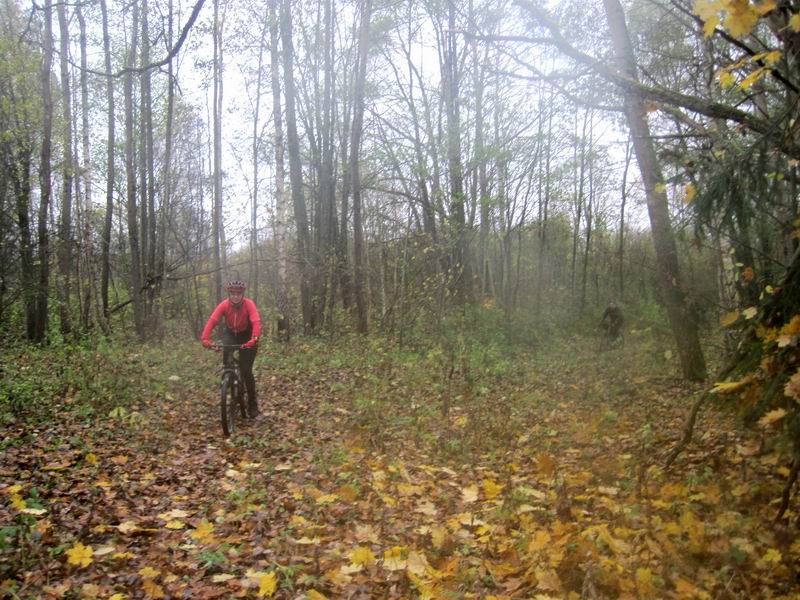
(202, 339, 213, 350)
(241, 337, 258, 349)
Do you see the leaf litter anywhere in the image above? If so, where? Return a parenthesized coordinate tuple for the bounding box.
(1, 338, 798, 598)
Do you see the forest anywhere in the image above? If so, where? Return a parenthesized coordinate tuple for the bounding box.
(1, 0, 799, 597)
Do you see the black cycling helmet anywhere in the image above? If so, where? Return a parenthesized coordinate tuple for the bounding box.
(225, 279, 247, 293)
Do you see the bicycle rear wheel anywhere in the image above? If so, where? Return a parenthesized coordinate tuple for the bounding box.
(220, 374, 241, 437)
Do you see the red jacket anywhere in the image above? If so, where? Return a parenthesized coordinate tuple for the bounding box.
(201, 298, 262, 342)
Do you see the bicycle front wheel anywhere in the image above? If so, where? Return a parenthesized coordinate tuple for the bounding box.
(221, 374, 241, 437)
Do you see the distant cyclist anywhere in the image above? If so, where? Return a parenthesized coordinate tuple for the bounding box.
(601, 300, 624, 345)
(201, 280, 262, 418)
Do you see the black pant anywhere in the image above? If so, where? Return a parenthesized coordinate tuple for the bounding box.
(222, 328, 258, 414)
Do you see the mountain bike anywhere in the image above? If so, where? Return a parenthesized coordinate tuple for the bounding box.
(214, 343, 249, 437)
(600, 322, 624, 351)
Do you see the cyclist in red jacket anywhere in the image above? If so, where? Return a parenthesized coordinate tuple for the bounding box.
(201, 280, 262, 418)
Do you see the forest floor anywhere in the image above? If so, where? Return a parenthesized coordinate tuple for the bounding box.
(1, 330, 798, 599)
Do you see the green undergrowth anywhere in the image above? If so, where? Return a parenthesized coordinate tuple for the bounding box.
(0, 333, 212, 428)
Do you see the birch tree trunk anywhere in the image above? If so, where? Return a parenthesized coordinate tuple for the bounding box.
(269, 0, 290, 338)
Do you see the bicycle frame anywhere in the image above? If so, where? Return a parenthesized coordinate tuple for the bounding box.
(214, 343, 248, 436)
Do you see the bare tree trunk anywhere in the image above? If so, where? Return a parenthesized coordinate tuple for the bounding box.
(34, 0, 54, 343)
(141, 0, 157, 324)
(211, 0, 224, 302)
(350, 0, 372, 334)
(281, 0, 313, 333)
(250, 19, 267, 306)
(124, 0, 145, 339)
(57, 0, 73, 336)
(580, 111, 594, 312)
(618, 135, 632, 299)
(269, 0, 290, 339)
(100, 0, 115, 323)
(443, 0, 471, 305)
(604, 0, 706, 380)
(76, 2, 96, 332)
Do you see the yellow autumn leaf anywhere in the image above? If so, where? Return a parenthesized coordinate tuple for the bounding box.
(758, 408, 788, 427)
(763, 548, 782, 563)
(718, 69, 736, 88)
(635, 567, 654, 594)
(113, 552, 135, 560)
(482, 479, 504, 500)
(109, 594, 126, 600)
(461, 485, 479, 503)
(755, 0, 777, 15)
(85, 453, 98, 466)
(779, 315, 800, 336)
(720, 310, 740, 327)
(382, 546, 407, 571)
(165, 520, 185, 530)
(704, 14, 721, 36)
(315, 493, 338, 504)
(791, 13, 800, 32)
(784, 369, 800, 400)
(66, 542, 93, 568)
(307, 590, 328, 600)
(655, 183, 667, 193)
(739, 66, 769, 91)
(763, 50, 781, 65)
(711, 378, 752, 394)
(139, 566, 160, 579)
(211, 573, 235, 583)
(258, 572, 277, 597)
(723, 5, 759, 37)
(743, 306, 758, 319)
(5, 484, 22, 495)
(191, 520, 214, 542)
(10, 495, 26, 511)
(142, 579, 164, 599)
(528, 529, 551, 552)
(693, 0, 720, 21)
(684, 184, 696, 204)
(351, 546, 377, 567)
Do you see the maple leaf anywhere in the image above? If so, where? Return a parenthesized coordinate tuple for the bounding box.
(191, 520, 215, 542)
(66, 542, 93, 568)
(139, 566, 160, 579)
(528, 530, 551, 552)
(482, 479, 504, 500)
(758, 408, 787, 427)
(461, 485, 479, 503)
(257, 572, 277, 597)
(351, 546, 376, 567)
